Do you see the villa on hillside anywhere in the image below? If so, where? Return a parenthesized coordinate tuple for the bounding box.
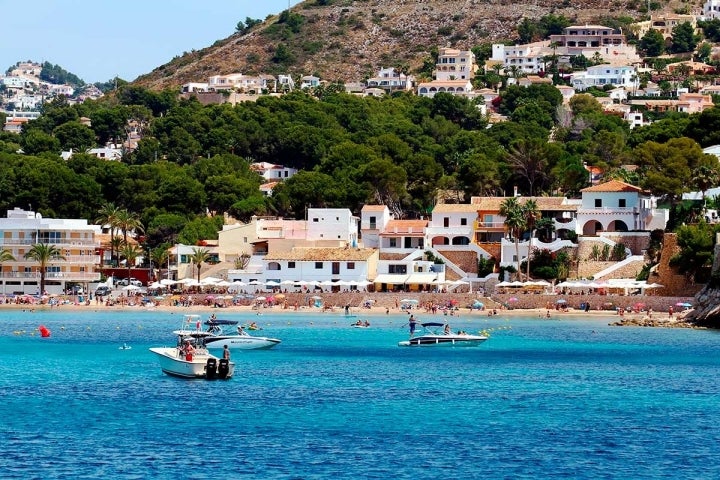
(417, 47, 478, 98)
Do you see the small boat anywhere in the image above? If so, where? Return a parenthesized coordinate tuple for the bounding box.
(178, 315, 280, 351)
(150, 332, 234, 380)
(204, 317, 239, 326)
(119, 343, 132, 350)
(398, 322, 488, 347)
(351, 320, 371, 328)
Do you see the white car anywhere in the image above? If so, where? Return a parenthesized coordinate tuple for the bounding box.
(117, 277, 142, 287)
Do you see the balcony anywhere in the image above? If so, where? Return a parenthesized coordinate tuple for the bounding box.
(0, 271, 101, 281)
(0, 238, 99, 247)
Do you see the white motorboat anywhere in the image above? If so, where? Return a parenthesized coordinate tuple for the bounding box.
(149, 345, 234, 379)
(175, 315, 281, 351)
(204, 324, 281, 351)
(398, 322, 488, 347)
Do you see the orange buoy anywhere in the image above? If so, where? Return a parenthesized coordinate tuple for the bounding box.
(38, 325, 51, 338)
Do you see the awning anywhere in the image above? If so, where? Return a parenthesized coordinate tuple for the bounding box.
(405, 273, 437, 284)
(373, 274, 409, 284)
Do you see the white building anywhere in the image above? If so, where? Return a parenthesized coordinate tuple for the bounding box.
(576, 180, 668, 234)
(703, 0, 720, 19)
(359, 205, 392, 249)
(261, 247, 378, 287)
(0, 207, 101, 295)
(250, 162, 298, 182)
(306, 208, 358, 245)
(570, 64, 637, 91)
(491, 41, 550, 74)
(366, 67, 414, 92)
(417, 47, 477, 98)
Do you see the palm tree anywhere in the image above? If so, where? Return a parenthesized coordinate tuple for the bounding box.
(24, 244, 65, 294)
(0, 248, 16, 289)
(499, 197, 525, 279)
(114, 209, 144, 245)
(189, 247, 212, 283)
(119, 243, 143, 285)
(95, 202, 119, 266)
(110, 235, 124, 267)
(150, 247, 170, 281)
(521, 199, 540, 280)
(691, 165, 719, 214)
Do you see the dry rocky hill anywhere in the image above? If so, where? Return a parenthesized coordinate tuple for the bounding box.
(135, 0, 699, 90)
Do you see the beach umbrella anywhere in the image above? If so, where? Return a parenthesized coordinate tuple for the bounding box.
(556, 299, 567, 304)
(508, 297, 518, 302)
(275, 293, 286, 300)
(311, 295, 322, 300)
(122, 285, 141, 291)
(676, 302, 692, 308)
(281, 280, 296, 285)
(400, 298, 419, 304)
(255, 296, 267, 302)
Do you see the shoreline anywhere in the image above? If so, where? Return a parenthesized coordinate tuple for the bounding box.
(2, 301, 698, 328)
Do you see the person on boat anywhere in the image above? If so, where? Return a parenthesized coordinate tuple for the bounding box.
(408, 315, 417, 338)
(182, 340, 195, 359)
(444, 324, 451, 335)
(363, 320, 370, 327)
(209, 313, 217, 322)
(237, 325, 247, 336)
(249, 322, 258, 330)
(354, 319, 363, 326)
(223, 345, 230, 360)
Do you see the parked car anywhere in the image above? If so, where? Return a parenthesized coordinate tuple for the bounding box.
(95, 286, 112, 296)
(117, 277, 142, 287)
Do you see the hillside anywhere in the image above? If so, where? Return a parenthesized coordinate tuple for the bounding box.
(134, 0, 699, 90)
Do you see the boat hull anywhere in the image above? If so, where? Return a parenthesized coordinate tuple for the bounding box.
(205, 335, 281, 350)
(149, 347, 235, 379)
(398, 335, 487, 347)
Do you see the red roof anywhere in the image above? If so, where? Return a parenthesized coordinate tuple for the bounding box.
(581, 180, 643, 193)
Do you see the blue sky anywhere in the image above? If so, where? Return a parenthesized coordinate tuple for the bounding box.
(0, 0, 301, 83)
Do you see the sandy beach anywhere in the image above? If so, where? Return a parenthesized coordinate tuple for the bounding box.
(2, 292, 696, 328)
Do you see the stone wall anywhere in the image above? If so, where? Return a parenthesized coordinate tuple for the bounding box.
(647, 233, 703, 297)
(437, 250, 478, 278)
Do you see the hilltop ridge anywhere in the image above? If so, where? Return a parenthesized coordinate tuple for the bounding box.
(133, 0, 695, 90)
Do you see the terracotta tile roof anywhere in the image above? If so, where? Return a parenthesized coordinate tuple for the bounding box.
(432, 203, 479, 213)
(581, 180, 643, 193)
(381, 219, 427, 235)
(264, 247, 377, 261)
(470, 197, 578, 212)
(361, 205, 388, 212)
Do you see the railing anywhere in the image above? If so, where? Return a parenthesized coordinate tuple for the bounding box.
(0, 271, 101, 281)
(0, 238, 99, 247)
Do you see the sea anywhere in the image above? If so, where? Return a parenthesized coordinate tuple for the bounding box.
(1, 308, 719, 480)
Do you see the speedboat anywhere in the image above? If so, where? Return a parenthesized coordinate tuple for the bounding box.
(179, 315, 281, 351)
(398, 322, 488, 347)
(149, 344, 234, 380)
(204, 317, 238, 326)
(150, 330, 234, 380)
(204, 324, 281, 351)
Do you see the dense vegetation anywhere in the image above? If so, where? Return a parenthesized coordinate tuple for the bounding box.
(1, 77, 720, 257)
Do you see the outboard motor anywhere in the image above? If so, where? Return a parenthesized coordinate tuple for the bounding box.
(205, 358, 217, 379)
(218, 359, 230, 379)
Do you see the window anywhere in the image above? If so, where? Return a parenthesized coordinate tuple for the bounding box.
(460, 218, 467, 226)
(443, 217, 449, 227)
(595, 199, 602, 208)
(388, 264, 407, 274)
(347, 262, 355, 269)
(315, 262, 323, 269)
(313, 218, 319, 222)
(369, 216, 376, 229)
(619, 199, 626, 208)
(288, 261, 296, 269)
(389, 238, 397, 247)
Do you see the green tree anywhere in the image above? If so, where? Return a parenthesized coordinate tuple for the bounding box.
(24, 243, 65, 294)
(189, 247, 211, 283)
(20, 130, 60, 155)
(119, 243, 143, 284)
(639, 29, 664, 57)
(53, 121, 96, 152)
(499, 197, 525, 278)
(114, 209, 144, 245)
(95, 202, 120, 265)
(670, 222, 719, 283)
(522, 199, 540, 280)
(669, 22, 698, 53)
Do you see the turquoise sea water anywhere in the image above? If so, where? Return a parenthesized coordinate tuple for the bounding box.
(1, 309, 719, 479)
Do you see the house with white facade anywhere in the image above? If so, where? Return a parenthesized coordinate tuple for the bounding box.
(87, 145, 123, 161)
(491, 41, 550, 75)
(366, 67, 414, 92)
(417, 47, 477, 98)
(703, 0, 720, 20)
(300, 76, 321, 89)
(359, 205, 392, 249)
(576, 180, 668, 235)
(250, 162, 298, 182)
(277, 75, 295, 91)
(570, 64, 637, 91)
(0, 207, 101, 295)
